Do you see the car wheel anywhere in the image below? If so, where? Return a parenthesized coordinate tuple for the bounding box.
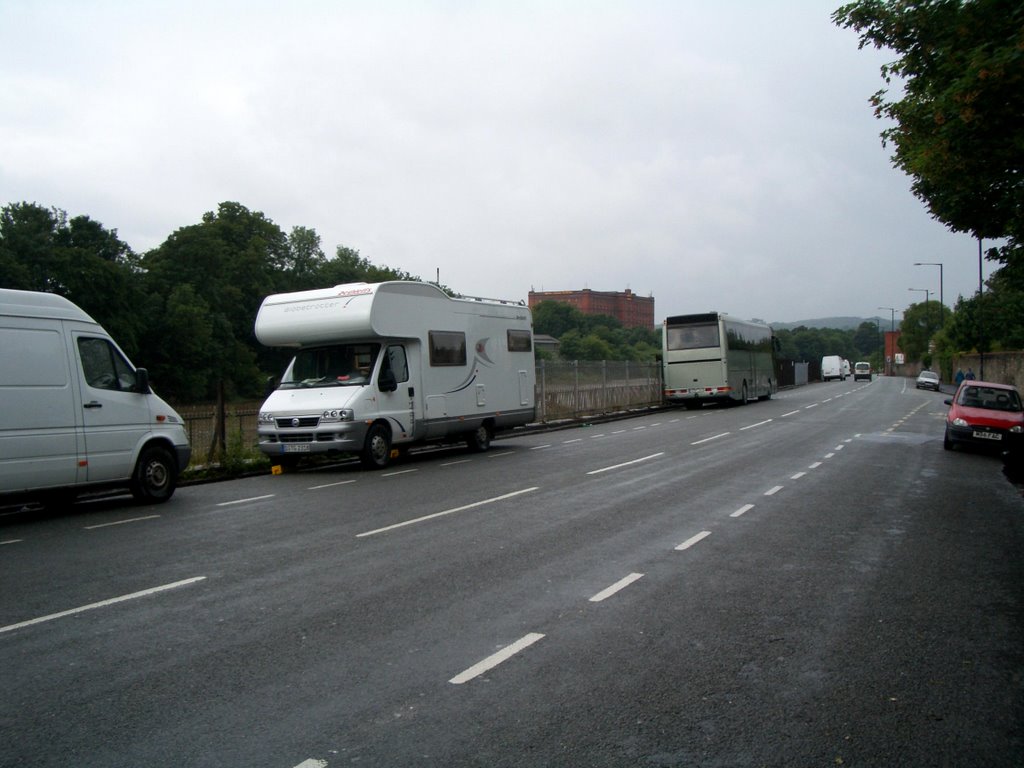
(943, 427, 954, 451)
(130, 445, 177, 503)
(361, 422, 392, 469)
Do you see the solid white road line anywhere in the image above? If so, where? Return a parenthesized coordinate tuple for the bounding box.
(0, 576, 207, 635)
(730, 504, 755, 518)
(449, 632, 545, 684)
(587, 453, 664, 475)
(675, 530, 712, 550)
(589, 573, 644, 602)
(356, 487, 540, 537)
(84, 515, 160, 530)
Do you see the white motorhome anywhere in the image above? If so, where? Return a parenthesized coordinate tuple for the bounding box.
(0, 289, 191, 506)
(821, 355, 845, 382)
(255, 281, 536, 469)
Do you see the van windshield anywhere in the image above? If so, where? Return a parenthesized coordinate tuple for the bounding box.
(280, 343, 381, 388)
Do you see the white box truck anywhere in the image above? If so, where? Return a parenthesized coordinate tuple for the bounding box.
(255, 281, 536, 469)
(0, 289, 191, 506)
(821, 355, 845, 382)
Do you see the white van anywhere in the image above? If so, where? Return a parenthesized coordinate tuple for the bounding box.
(821, 355, 845, 382)
(0, 290, 191, 506)
(255, 281, 536, 469)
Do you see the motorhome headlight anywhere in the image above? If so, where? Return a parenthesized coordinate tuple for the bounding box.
(258, 412, 276, 425)
(321, 408, 354, 422)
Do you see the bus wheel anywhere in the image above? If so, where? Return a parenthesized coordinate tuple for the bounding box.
(361, 423, 392, 469)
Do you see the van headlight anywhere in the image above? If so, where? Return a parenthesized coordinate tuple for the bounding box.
(321, 409, 354, 422)
(258, 412, 276, 424)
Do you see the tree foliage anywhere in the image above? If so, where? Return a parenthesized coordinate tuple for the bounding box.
(833, 0, 1024, 260)
(532, 300, 660, 361)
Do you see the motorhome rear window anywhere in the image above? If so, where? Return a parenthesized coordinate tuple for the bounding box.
(508, 329, 532, 352)
(429, 331, 467, 366)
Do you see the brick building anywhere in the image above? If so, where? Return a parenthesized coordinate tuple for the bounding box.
(528, 288, 655, 329)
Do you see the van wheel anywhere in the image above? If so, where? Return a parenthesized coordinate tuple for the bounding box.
(130, 445, 177, 503)
(466, 423, 492, 453)
(361, 423, 392, 469)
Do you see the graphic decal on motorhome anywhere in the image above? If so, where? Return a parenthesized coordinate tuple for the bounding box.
(445, 337, 497, 394)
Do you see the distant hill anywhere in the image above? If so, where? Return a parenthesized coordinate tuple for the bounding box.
(769, 316, 896, 331)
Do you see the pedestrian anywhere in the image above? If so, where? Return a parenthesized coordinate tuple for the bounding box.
(965, 367, 976, 380)
(955, 368, 965, 386)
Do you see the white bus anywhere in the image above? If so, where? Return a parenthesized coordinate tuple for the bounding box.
(662, 312, 776, 408)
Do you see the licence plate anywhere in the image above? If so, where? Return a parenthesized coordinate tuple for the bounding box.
(973, 430, 1002, 441)
(283, 444, 311, 453)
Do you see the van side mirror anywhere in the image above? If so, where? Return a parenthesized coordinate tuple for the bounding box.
(135, 368, 152, 394)
(379, 370, 397, 392)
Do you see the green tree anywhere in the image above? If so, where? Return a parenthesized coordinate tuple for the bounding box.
(141, 202, 290, 401)
(0, 202, 145, 356)
(833, 0, 1024, 262)
(898, 299, 944, 362)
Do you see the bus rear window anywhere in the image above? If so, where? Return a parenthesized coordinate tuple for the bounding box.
(666, 323, 719, 351)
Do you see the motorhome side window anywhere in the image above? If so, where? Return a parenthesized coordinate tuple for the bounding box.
(508, 329, 532, 352)
(429, 331, 467, 366)
(385, 345, 409, 382)
(78, 337, 136, 391)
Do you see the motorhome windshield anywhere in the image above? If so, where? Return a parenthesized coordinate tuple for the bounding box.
(280, 343, 381, 388)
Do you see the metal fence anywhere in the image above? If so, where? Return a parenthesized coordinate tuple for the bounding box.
(173, 360, 664, 457)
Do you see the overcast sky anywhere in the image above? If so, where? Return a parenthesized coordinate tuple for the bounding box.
(0, 0, 994, 324)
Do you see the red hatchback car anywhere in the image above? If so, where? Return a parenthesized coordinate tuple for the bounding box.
(944, 380, 1023, 459)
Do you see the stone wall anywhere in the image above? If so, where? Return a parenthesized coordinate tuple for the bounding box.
(953, 351, 1024, 386)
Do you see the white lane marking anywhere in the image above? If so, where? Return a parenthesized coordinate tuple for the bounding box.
(790, 472, 807, 480)
(309, 479, 357, 489)
(0, 576, 206, 635)
(440, 459, 472, 467)
(564, 438, 584, 444)
(675, 530, 712, 550)
(833, 445, 845, 451)
(824, 452, 835, 459)
(740, 419, 773, 431)
(1, 539, 23, 546)
(692, 432, 730, 446)
(590, 434, 606, 439)
(730, 504, 755, 518)
(781, 410, 801, 418)
(764, 485, 784, 496)
(382, 468, 418, 477)
(530, 444, 552, 450)
(589, 572, 644, 602)
(449, 632, 545, 684)
(587, 453, 664, 475)
(217, 494, 275, 507)
(632, 425, 647, 431)
(84, 515, 160, 530)
(356, 487, 540, 537)
(844, 438, 854, 443)
(808, 461, 822, 469)
(804, 403, 819, 409)
(293, 759, 328, 768)
(487, 451, 515, 458)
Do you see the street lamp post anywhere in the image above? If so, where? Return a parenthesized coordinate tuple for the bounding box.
(913, 261, 944, 326)
(878, 306, 896, 376)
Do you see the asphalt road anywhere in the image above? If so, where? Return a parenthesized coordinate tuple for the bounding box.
(1, 376, 1021, 767)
